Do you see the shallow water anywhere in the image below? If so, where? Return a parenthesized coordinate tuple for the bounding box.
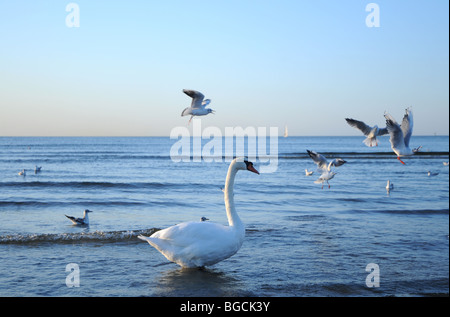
(0, 136, 448, 296)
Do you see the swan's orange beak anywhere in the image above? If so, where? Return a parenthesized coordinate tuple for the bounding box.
(247, 165, 259, 174)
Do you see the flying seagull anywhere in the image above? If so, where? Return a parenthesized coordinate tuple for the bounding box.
(345, 118, 388, 147)
(181, 89, 214, 124)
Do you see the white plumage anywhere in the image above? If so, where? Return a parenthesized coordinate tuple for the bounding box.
(138, 158, 259, 268)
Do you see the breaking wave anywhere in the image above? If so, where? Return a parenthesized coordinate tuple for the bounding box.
(0, 228, 160, 245)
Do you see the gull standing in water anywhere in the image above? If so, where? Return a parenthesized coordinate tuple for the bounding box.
(181, 89, 214, 124)
(307, 150, 347, 189)
(345, 118, 388, 147)
(138, 158, 259, 268)
(384, 107, 416, 165)
(65, 209, 93, 226)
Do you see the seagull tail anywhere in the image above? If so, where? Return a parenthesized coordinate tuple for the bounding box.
(363, 136, 376, 147)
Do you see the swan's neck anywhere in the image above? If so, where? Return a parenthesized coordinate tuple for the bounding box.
(224, 163, 243, 229)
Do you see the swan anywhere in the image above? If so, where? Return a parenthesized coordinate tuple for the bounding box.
(181, 89, 215, 124)
(345, 118, 388, 147)
(138, 158, 259, 268)
(384, 107, 415, 165)
(65, 209, 93, 225)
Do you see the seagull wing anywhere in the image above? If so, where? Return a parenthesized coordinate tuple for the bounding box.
(307, 150, 328, 171)
(183, 89, 205, 109)
(377, 127, 389, 136)
(385, 112, 405, 149)
(345, 118, 373, 136)
(400, 108, 413, 147)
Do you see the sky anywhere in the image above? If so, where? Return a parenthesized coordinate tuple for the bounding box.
(0, 0, 448, 136)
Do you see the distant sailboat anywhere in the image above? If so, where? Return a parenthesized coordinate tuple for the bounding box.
(284, 125, 288, 138)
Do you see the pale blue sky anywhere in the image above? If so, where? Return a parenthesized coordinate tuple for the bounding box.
(0, 0, 448, 136)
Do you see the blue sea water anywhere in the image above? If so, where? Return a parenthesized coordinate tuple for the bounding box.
(0, 135, 448, 297)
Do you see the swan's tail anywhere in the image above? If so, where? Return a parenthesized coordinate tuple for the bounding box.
(138, 235, 151, 243)
(363, 136, 377, 147)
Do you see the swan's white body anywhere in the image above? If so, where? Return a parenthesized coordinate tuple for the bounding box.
(345, 118, 388, 147)
(384, 108, 415, 164)
(138, 158, 259, 268)
(181, 89, 214, 123)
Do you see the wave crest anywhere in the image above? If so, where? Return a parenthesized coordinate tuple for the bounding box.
(0, 228, 160, 245)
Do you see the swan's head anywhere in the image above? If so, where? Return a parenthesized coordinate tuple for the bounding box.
(233, 157, 259, 174)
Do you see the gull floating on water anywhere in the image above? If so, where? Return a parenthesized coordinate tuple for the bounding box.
(345, 118, 388, 147)
(307, 150, 346, 189)
(138, 158, 259, 268)
(443, 162, 449, 166)
(427, 171, 439, 176)
(384, 107, 417, 165)
(18, 169, 26, 176)
(34, 166, 42, 174)
(181, 89, 214, 124)
(65, 209, 93, 226)
(386, 180, 394, 193)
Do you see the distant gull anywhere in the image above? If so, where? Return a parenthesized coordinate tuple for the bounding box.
(65, 209, 93, 226)
(386, 180, 394, 193)
(305, 169, 314, 176)
(181, 89, 214, 124)
(345, 118, 388, 147)
(18, 169, 26, 176)
(384, 107, 417, 165)
(427, 171, 439, 176)
(307, 150, 347, 172)
(34, 166, 42, 174)
(443, 162, 449, 166)
(307, 150, 346, 189)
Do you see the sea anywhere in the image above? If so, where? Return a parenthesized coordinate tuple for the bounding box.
(0, 135, 448, 297)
